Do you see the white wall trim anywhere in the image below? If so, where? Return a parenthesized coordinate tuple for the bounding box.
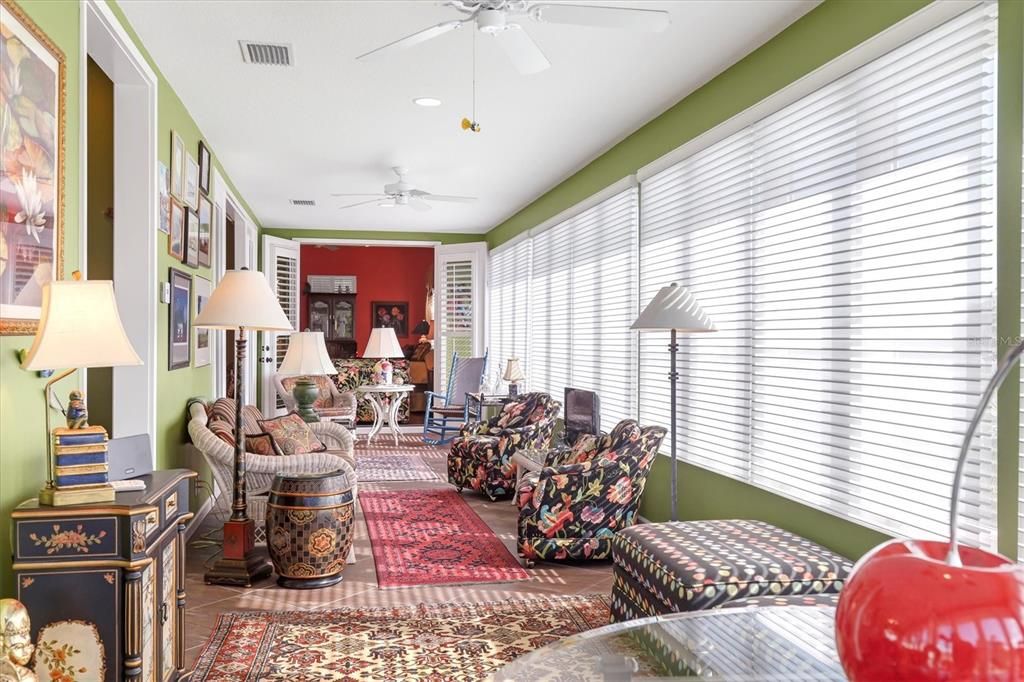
(83, 0, 158, 458)
(636, 0, 981, 182)
(291, 237, 441, 247)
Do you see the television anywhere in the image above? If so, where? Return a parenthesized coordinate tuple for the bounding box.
(564, 387, 601, 446)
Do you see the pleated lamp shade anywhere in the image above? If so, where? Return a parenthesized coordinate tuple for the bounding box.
(278, 331, 337, 376)
(193, 270, 292, 331)
(21, 279, 142, 370)
(631, 283, 715, 332)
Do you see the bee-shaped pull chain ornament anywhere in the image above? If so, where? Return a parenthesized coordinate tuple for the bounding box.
(461, 118, 481, 133)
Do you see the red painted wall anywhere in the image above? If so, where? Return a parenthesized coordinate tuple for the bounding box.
(300, 245, 433, 355)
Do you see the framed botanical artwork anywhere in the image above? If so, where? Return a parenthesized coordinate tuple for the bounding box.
(193, 275, 211, 367)
(157, 161, 170, 234)
(168, 198, 185, 261)
(197, 194, 213, 267)
(169, 130, 184, 200)
(168, 268, 192, 370)
(372, 301, 409, 338)
(184, 154, 199, 209)
(184, 209, 199, 268)
(0, 0, 66, 336)
(198, 141, 211, 196)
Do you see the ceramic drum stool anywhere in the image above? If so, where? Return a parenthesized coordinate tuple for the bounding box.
(266, 469, 355, 589)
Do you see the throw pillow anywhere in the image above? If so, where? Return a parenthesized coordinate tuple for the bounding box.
(258, 412, 326, 455)
(208, 420, 235, 447)
(246, 432, 283, 457)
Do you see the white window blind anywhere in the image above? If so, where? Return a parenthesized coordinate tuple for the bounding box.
(639, 3, 998, 546)
(1018, 89, 1024, 560)
(528, 223, 573, 400)
(488, 238, 531, 390)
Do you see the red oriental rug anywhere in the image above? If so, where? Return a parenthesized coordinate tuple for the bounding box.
(361, 488, 528, 588)
(189, 594, 612, 681)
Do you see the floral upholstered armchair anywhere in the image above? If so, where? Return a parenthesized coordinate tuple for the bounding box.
(447, 392, 561, 500)
(516, 419, 667, 565)
(333, 358, 411, 423)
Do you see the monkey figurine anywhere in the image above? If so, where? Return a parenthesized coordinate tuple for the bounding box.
(66, 389, 89, 429)
(0, 599, 37, 682)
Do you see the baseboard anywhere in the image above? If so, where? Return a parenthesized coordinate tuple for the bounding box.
(187, 494, 215, 540)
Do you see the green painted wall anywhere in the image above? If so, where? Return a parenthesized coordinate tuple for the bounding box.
(0, 0, 263, 594)
(487, 0, 1024, 561)
(263, 228, 484, 245)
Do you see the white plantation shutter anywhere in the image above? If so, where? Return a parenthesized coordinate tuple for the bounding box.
(639, 3, 997, 545)
(1019, 84, 1024, 560)
(488, 237, 531, 390)
(438, 259, 476, 388)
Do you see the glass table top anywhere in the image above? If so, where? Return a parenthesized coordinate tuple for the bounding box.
(492, 605, 844, 681)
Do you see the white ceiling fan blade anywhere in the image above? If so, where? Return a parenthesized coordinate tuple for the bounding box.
(420, 194, 478, 204)
(530, 4, 670, 32)
(337, 198, 382, 210)
(356, 20, 465, 61)
(408, 198, 432, 212)
(330, 193, 388, 197)
(493, 25, 550, 75)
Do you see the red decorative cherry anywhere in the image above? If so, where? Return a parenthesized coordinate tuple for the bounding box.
(835, 538, 1024, 681)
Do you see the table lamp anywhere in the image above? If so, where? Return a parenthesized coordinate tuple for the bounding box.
(20, 274, 142, 506)
(194, 268, 292, 586)
(502, 357, 525, 397)
(278, 331, 337, 423)
(363, 327, 403, 384)
(631, 283, 715, 521)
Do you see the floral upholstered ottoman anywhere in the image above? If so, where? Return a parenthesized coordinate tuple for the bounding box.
(610, 519, 852, 622)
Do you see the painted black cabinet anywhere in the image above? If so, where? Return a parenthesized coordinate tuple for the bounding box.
(13, 469, 196, 681)
(308, 292, 357, 358)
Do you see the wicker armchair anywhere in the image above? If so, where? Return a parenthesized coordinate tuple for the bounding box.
(273, 373, 357, 421)
(186, 399, 356, 545)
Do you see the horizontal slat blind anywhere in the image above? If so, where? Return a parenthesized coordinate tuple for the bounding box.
(488, 238, 531, 391)
(639, 3, 997, 545)
(438, 259, 475, 389)
(528, 224, 572, 398)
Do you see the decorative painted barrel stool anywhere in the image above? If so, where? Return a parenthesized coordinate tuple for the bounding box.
(266, 469, 355, 589)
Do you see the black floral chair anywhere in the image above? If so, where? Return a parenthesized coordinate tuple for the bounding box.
(516, 419, 667, 566)
(447, 392, 561, 500)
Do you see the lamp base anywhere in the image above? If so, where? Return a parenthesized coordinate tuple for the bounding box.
(204, 518, 273, 587)
(291, 378, 321, 423)
(39, 483, 116, 506)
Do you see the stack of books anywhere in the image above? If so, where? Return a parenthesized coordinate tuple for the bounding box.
(41, 426, 116, 505)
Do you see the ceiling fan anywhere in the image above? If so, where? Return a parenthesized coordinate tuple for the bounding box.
(332, 167, 478, 211)
(356, 1, 670, 75)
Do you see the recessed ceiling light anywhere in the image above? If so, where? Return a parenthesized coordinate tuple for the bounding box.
(413, 97, 442, 107)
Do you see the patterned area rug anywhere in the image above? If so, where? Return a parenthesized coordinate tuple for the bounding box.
(361, 488, 529, 588)
(355, 453, 441, 482)
(189, 594, 611, 681)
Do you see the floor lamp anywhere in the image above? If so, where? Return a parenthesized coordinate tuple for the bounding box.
(194, 269, 293, 586)
(632, 283, 715, 521)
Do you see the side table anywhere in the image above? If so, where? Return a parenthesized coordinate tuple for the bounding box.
(510, 448, 549, 505)
(357, 383, 415, 445)
(466, 392, 513, 421)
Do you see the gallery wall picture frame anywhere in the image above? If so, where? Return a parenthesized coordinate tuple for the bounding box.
(168, 267, 192, 370)
(170, 130, 184, 200)
(372, 300, 409, 338)
(197, 194, 213, 267)
(0, 0, 66, 336)
(198, 141, 211, 196)
(184, 154, 200, 209)
(193, 275, 211, 367)
(168, 198, 185, 261)
(185, 209, 200, 268)
(157, 161, 170, 234)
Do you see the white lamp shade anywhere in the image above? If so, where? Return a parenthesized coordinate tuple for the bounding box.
(193, 269, 292, 331)
(278, 331, 338, 376)
(21, 279, 142, 370)
(503, 357, 525, 383)
(363, 327, 403, 358)
(631, 283, 716, 332)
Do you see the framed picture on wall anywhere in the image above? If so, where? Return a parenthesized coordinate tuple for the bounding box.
(170, 130, 184, 199)
(168, 198, 185, 261)
(372, 300, 409, 338)
(0, 0, 66, 336)
(193, 275, 211, 367)
(198, 141, 211, 195)
(184, 154, 200, 209)
(157, 161, 170, 234)
(197, 195, 213, 267)
(168, 268, 192, 370)
(185, 209, 199, 268)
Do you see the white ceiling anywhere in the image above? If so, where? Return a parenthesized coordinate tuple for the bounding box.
(119, 0, 818, 233)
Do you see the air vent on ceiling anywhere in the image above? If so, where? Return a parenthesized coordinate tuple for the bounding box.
(239, 41, 293, 66)
(289, 199, 316, 207)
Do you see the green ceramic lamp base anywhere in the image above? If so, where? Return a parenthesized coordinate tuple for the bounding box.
(291, 377, 320, 423)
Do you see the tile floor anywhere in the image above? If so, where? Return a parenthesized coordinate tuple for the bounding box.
(183, 435, 613, 668)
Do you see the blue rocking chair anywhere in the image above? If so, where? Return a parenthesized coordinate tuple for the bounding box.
(423, 352, 488, 445)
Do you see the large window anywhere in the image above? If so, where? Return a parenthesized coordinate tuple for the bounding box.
(487, 237, 531, 390)
(488, 3, 999, 546)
